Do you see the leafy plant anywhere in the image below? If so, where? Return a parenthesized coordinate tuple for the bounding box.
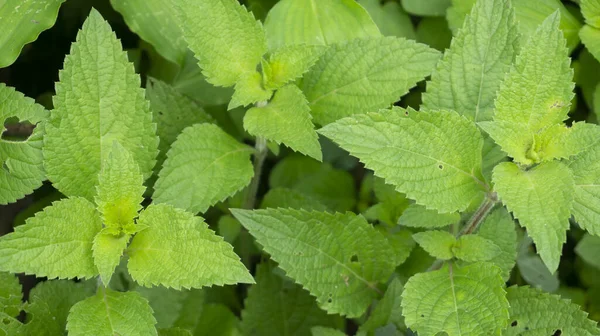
(1, 0, 600, 335)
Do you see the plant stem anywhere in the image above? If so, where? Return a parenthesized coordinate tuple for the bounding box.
(243, 135, 268, 209)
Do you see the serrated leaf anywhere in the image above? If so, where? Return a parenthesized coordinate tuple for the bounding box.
(244, 84, 321, 160)
(110, 0, 186, 65)
(402, 262, 509, 336)
(154, 124, 254, 214)
(229, 71, 273, 110)
(358, 0, 416, 38)
(481, 12, 573, 165)
(399, 204, 460, 228)
(453, 234, 502, 262)
(412, 231, 456, 260)
(581, 25, 600, 62)
(260, 187, 328, 211)
(67, 287, 157, 336)
(0, 84, 48, 204)
(0, 0, 66, 68)
(534, 122, 600, 162)
(92, 230, 130, 286)
(264, 0, 380, 50)
(359, 277, 405, 334)
(423, 0, 518, 122)
(0, 272, 21, 317)
(262, 45, 326, 90)
(177, 0, 266, 87)
(569, 138, 600, 236)
(231, 208, 395, 317)
(402, 0, 450, 16)
(43, 9, 158, 200)
(128, 204, 252, 289)
(505, 286, 600, 335)
(0, 197, 101, 279)
(241, 263, 340, 335)
(319, 109, 486, 213)
(302, 37, 440, 125)
(477, 208, 517, 281)
(493, 161, 574, 273)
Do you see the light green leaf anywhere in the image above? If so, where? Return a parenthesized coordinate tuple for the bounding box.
(319, 109, 486, 213)
(569, 137, 600, 236)
(67, 288, 157, 336)
(92, 230, 130, 286)
(228, 71, 273, 110)
(262, 45, 326, 90)
(264, 0, 380, 50)
(95, 141, 145, 231)
(43, 9, 158, 200)
(128, 204, 253, 289)
(493, 161, 574, 273)
(311, 326, 346, 336)
(402, 0, 451, 17)
(398, 204, 460, 228)
(177, 0, 266, 87)
(244, 84, 321, 160)
(110, 0, 186, 65)
(581, 25, 600, 62)
(505, 286, 600, 335)
(423, 0, 518, 122)
(260, 187, 328, 211)
(412, 231, 456, 260)
(576, 233, 600, 269)
(481, 136, 507, 183)
(0, 272, 21, 317)
(534, 122, 600, 162)
(477, 208, 517, 281)
(241, 262, 340, 335)
(154, 124, 254, 214)
(0, 0, 66, 68)
(358, 0, 416, 38)
(0, 197, 101, 279)
(231, 208, 395, 317)
(146, 77, 214, 167)
(453, 235, 502, 262)
(302, 37, 440, 125)
(582, 0, 600, 28)
(359, 277, 405, 334)
(402, 262, 509, 336)
(0, 84, 48, 204)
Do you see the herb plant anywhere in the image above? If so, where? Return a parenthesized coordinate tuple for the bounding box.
(1, 0, 600, 335)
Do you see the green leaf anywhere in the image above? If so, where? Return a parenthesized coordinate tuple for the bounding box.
(264, 0, 380, 50)
(534, 122, 600, 162)
(172, 53, 234, 106)
(0, 0, 66, 68)
(399, 204, 461, 228)
(505, 286, 600, 335)
(493, 161, 574, 273)
(244, 84, 321, 160)
(43, 9, 158, 200)
(241, 262, 340, 335)
(0, 197, 101, 279)
(190, 304, 240, 336)
(158, 328, 192, 336)
(228, 71, 273, 110)
(517, 253, 559, 293)
(581, 25, 600, 62)
(67, 287, 157, 336)
(576, 233, 600, 270)
(302, 37, 440, 125)
(92, 230, 130, 286)
(135, 286, 192, 329)
(311, 326, 346, 336)
(569, 137, 600, 236)
(423, 0, 518, 122)
(260, 187, 329, 211)
(0, 84, 48, 204)
(146, 77, 214, 167)
(23, 280, 94, 335)
(416, 18, 453, 51)
(262, 45, 326, 90)
(154, 124, 254, 214)
(477, 208, 517, 281)
(452, 235, 502, 262)
(582, 0, 600, 28)
(0, 272, 21, 317)
(369, 177, 411, 226)
(402, 262, 509, 336)
(110, 0, 186, 65)
(128, 204, 253, 289)
(402, 0, 451, 17)
(231, 208, 395, 317)
(357, 0, 416, 38)
(359, 277, 405, 334)
(319, 109, 486, 213)
(480, 12, 573, 165)
(412, 231, 456, 260)
(177, 0, 266, 87)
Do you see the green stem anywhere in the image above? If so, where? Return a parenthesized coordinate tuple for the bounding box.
(243, 135, 268, 209)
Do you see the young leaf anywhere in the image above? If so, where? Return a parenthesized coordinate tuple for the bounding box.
(263, 0, 380, 50)
(0, 0, 66, 68)
(477, 208, 517, 281)
(43, 9, 158, 200)
(228, 71, 273, 109)
(413, 230, 456, 260)
(422, 0, 518, 122)
(241, 263, 340, 335)
(67, 288, 157, 336)
(358, 277, 404, 334)
(95, 142, 145, 231)
(302, 37, 440, 125)
(0, 272, 21, 317)
(231, 208, 395, 317)
(401, 262, 509, 336)
(177, 0, 266, 87)
(452, 234, 502, 262)
(0, 84, 48, 204)
(319, 109, 486, 213)
(244, 84, 321, 160)
(0, 197, 101, 279)
(92, 230, 130, 286)
(128, 204, 253, 289)
(569, 130, 600, 236)
(505, 286, 600, 335)
(154, 124, 254, 214)
(398, 204, 461, 228)
(262, 45, 326, 90)
(493, 161, 574, 273)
